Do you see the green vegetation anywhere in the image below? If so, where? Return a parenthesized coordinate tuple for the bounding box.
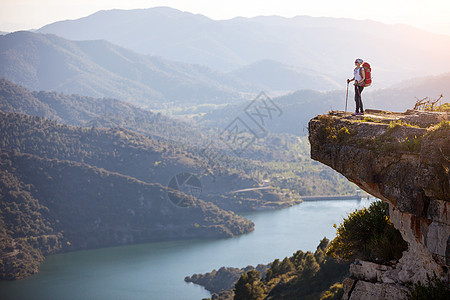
(231, 238, 350, 300)
(394, 120, 449, 153)
(319, 283, 344, 300)
(185, 265, 269, 296)
(435, 102, 450, 112)
(371, 119, 447, 153)
(362, 116, 375, 122)
(326, 200, 407, 263)
(407, 273, 450, 300)
(0, 78, 207, 146)
(426, 120, 450, 138)
(0, 168, 61, 280)
(387, 120, 420, 129)
(315, 115, 354, 145)
(234, 270, 265, 300)
(401, 135, 422, 152)
(193, 239, 350, 300)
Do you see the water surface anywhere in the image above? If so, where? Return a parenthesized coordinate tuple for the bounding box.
(0, 199, 373, 300)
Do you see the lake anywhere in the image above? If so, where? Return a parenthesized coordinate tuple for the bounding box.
(0, 199, 373, 300)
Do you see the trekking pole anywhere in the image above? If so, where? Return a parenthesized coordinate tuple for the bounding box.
(345, 81, 349, 115)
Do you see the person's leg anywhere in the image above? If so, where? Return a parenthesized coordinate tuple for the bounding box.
(354, 85, 360, 113)
(358, 86, 364, 113)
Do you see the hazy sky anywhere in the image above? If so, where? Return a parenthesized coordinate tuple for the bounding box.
(1, 0, 450, 35)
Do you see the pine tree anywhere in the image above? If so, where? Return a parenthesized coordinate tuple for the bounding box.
(317, 237, 329, 252)
(303, 253, 320, 278)
(234, 270, 265, 300)
(280, 257, 295, 273)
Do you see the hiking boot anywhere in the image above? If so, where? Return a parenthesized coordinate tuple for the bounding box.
(352, 112, 358, 116)
(357, 112, 364, 115)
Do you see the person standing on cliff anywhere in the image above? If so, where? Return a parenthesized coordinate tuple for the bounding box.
(347, 58, 365, 116)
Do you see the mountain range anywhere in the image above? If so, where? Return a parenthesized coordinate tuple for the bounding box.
(229, 59, 341, 91)
(37, 7, 450, 87)
(0, 30, 345, 108)
(2, 9, 450, 110)
(0, 31, 252, 108)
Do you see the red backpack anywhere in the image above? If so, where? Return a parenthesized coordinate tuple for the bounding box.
(362, 62, 372, 87)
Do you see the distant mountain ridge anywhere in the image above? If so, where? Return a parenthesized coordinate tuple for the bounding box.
(229, 59, 341, 91)
(0, 31, 254, 108)
(38, 6, 450, 87)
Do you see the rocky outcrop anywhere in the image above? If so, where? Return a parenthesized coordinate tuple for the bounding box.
(308, 109, 449, 299)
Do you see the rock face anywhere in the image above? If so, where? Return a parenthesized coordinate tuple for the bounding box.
(308, 109, 449, 299)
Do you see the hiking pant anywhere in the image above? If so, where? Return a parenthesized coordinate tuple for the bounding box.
(354, 85, 364, 113)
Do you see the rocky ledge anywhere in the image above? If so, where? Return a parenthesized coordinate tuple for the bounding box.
(308, 109, 449, 299)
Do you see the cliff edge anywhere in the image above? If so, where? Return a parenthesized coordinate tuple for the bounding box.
(308, 109, 449, 299)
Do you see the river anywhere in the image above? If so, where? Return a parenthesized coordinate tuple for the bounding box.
(0, 198, 373, 300)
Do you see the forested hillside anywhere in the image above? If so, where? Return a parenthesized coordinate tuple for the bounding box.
(0, 149, 253, 280)
(0, 111, 253, 197)
(0, 78, 205, 145)
(0, 80, 358, 202)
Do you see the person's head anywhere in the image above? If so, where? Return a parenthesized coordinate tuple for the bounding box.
(355, 58, 363, 66)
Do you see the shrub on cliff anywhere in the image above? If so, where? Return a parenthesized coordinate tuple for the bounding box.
(435, 102, 450, 112)
(326, 200, 407, 263)
(320, 282, 344, 300)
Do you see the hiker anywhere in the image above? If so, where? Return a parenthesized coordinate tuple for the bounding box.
(347, 59, 365, 115)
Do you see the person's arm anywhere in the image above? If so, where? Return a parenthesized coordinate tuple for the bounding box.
(347, 76, 355, 83)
